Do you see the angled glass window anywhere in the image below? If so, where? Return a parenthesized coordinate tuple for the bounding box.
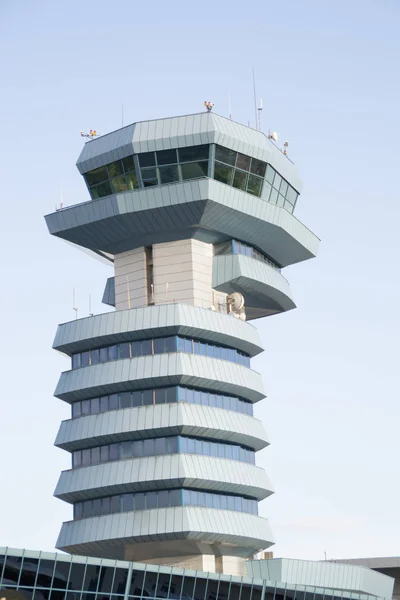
(85, 166, 108, 186)
(247, 174, 263, 197)
(111, 176, 128, 194)
(250, 157, 266, 177)
(139, 152, 156, 167)
(236, 152, 251, 171)
(108, 161, 124, 178)
(126, 171, 139, 190)
(122, 155, 135, 173)
(178, 144, 209, 162)
(90, 180, 112, 199)
(159, 165, 179, 184)
(214, 162, 233, 185)
(156, 149, 177, 165)
(232, 169, 248, 191)
(181, 161, 208, 180)
(215, 145, 236, 166)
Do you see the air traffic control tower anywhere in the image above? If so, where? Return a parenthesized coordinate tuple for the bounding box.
(45, 111, 319, 576)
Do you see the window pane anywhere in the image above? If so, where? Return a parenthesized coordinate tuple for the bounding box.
(214, 162, 233, 185)
(157, 149, 177, 165)
(179, 145, 209, 162)
(166, 436, 178, 453)
(142, 389, 153, 405)
(154, 338, 165, 354)
(273, 173, 282, 190)
(232, 170, 248, 191)
(108, 161, 124, 178)
(91, 180, 112, 199)
(166, 387, 177, 403)
(91, 349, 100, 365)
(169, 489, 181, 506)
(135, 493, 145, 510)
(269, 187, 278, 204)
(265, 164, 275, 183)
(120, 392, 131, 409)
(100, 445, 109, 462)
(112, 568, 128, 595)
(138, 152, 155, 167)
(122, 155, 135, 173)
(110, 495, 120, 513)
(132, 392, 142, 406)
(277, 194, 285, 207)
(100, 347, 108, 362)
(155, 437, 165, 455)
(122, 494, 134, 512)
(81, 352, 90, 367)
(181, 161, 208, 180)
(284, 200, 294, 213)
(120, 441, 133, 459)
(68, 564, 86, 590)
(111, 176, 128, 194)
(250, 158, 266, 177)
(81, 400, 91, 415)
(72, 353, 81, 369)
(131, 341, 141, 357)
(215, 145, 236, 166)
(143, 438, 155, 456)
(85, 167, 108, 186)
(141, 339, 152, 355)
(119, 343, 130, 359)
(236, 152, 251, 170)
(72, 402, 81, 418)
(247, 174, 263, 197)
(159, 165, 179, 184)
(146, 491, 157, 509)
(126, 171, 139, 190)
(286, 186, 297, 204)
(108, 345, 118, 361)
(97, 566, 115, 593)
(90, 398, 99, 414)
(109, 444, 119, 461)
(164, 336, 177, 352)
(109, 393, 118, 410)
(280, 179, 288, 196)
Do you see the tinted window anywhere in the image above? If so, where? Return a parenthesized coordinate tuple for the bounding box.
(68, 563, 86, 590)
(178, 145, 209, 162)
(97, 566, 115, 593)
(85, 167, 108, 186)
(139, 152, 156, 167)
(181, 161, 208, 179)
(156, 149, 177, 165)
(215, 145, 236, 166)
(159, 165, 179, 184)
(122, 156, 135, 173)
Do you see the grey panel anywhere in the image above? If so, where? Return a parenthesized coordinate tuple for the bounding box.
(53, 303, 264, 356)
(56, 507, 274, 559)
(54, 454, 273, 502)
(45, 179, 319, 267)
(55, 403, 269, 451)
(213, 254, 296, 319)
(102, 277, 115, 307)
(54, 353, 265, 404)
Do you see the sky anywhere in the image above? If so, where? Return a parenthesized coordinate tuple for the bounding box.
(1, 0, 400, 562)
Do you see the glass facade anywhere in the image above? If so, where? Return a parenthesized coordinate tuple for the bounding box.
(0, 549, 382, 600)
(71, 435, 255, 469)
(73, 488, 258, 520)
(82, 144, 299, 214)
(71, 386, 253, 419)
(215, 240, 280, 271)
(71, 336, 250, 370)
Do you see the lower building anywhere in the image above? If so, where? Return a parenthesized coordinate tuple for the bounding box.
(334, 558, 400, 600)
(0, 548, 394, 600)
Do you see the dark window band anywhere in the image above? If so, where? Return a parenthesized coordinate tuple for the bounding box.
(71, 335, 250, 370)
(72, 435, 255, 469)
(71, 386, 253, 419)
(73, 488, 258, 520)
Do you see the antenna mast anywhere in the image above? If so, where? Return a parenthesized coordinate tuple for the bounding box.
(258, 98, 263, 132)
(252, 68, 258, 129)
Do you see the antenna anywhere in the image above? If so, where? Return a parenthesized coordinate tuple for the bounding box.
(257, 98, 263, 132)
(121, 103, 124, 128)
(60, 186, 64, 210)
(73, 288, 78, 320)
(228, 94, 232, 120)
(252, 68, 258, 129)
(204, 101, 214, 112)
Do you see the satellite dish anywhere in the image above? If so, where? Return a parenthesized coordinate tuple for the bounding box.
(270, 132, 278, 142)
(227, 292, 245, 312)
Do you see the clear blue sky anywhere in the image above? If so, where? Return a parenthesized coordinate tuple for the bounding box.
(1, 0, 400, 561)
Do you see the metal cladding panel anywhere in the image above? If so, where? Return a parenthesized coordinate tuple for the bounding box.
(246, 559, 394, 600)
(55, 403, 269, 451)
(76, 113, 301, 192)
(54, 454, 273, 502)
(45, 180, 319, 267)
(213, 254, 296, 314)
(56, 507, 274, 556)
(53, 303, 264, 356)
(54, 354, 265, 404)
